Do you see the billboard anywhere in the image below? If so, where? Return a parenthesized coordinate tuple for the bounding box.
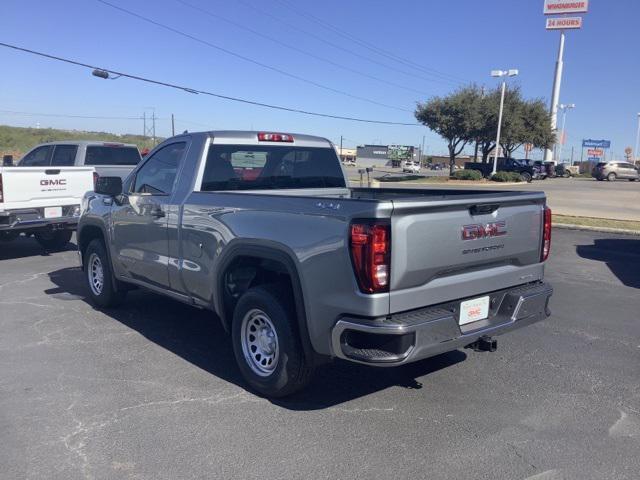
(582, 139, 611, 149)
(387, 145, 414, 161)
(546, 17, 582, 29)
(544, 0, 589, 15)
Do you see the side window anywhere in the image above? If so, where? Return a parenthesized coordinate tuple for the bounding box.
(20, 146, 53, 166)
(132, 142, 186, 195)
(51, 145, 78, 166)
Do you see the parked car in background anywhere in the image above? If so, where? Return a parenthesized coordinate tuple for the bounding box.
(78, 130, 553, 397)
(402, 160, 420, 173)
(0, 158, 94, 249)
(591, 161, 639, 181)
(19, 141, 142, 182)
(465, 157, 536, 182)
(554, 164, 571, 178)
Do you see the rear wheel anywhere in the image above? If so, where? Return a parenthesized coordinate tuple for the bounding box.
(232, 285, 313, 397)
(84, 239, 126, 308)
(34, 230, 72, 251)
(607, 172, 616, 182)
(520, 172, 532, 183)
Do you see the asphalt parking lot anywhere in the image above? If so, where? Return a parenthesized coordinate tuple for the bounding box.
(1, 229, 639, 480)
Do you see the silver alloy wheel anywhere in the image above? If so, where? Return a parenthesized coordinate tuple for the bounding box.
(240, 308, 279, 377)
(88, 253, 105, 296)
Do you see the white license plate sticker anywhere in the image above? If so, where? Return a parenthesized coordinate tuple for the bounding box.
(44, 207, 62, 219)
(459, 296, 490, 325)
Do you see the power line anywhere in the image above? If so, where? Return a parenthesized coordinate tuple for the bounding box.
(275, 0, 467, 85)
(235, 0, 463, 88)
(95, 0, 411, 113)
(0, 42, 419, 126)
(174, 0, 429, 97)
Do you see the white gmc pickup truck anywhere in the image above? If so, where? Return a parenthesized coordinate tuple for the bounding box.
(0, 164, 94, 249)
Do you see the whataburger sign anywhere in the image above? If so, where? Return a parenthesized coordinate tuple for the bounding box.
(543, 0, 589, 15)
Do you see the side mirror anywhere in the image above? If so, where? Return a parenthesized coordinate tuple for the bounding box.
(95, 176, 123, 196)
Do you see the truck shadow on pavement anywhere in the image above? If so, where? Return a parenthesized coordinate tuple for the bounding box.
(575, 238, 640, 289)
(46, 266, 467, 410)
(0, 234, 77, 261)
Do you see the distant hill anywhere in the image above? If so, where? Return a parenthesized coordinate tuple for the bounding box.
(0, 124, 164, 161)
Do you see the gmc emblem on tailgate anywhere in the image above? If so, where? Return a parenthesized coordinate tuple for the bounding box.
(40, 179, 67, 186)
(462, 221, 507, 240)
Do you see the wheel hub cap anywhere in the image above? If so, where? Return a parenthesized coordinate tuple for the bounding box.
(240, 309, 279, 377)
(88, 253, 104, 296)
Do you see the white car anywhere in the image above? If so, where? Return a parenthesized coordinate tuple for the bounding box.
(402, 161, 421, 174)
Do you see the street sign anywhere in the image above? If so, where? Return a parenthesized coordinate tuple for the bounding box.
(546, 17, 582, 29)
(587, 148, 604, 156)
(544, 0, 589, 15)
(582, 139, 611, 149)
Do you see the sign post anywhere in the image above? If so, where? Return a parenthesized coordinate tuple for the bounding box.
(543, 0, 588, 164)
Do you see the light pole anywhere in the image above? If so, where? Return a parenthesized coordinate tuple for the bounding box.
(634, 113, 640, 163)
(557, 103, 575, 164)
(490, 69, 519, 175)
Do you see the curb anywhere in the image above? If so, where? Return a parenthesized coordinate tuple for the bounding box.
(553, 223, 640, 236)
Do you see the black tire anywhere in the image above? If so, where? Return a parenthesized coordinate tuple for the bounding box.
(520, 172, 532, 183)
(596, 177, 603, 181)
(607, 173, 616, 182)
(628, 178, 636, 182)
(83, 238, 126, 308)
(34, 229, 72, 251)
(232, 285, 313, 397)
(563, 172, 571, 178)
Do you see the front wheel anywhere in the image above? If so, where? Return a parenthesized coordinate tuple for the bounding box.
(520, 172, 532, 183)
(607, 173, 616, 181)
(232, 285, 313, 397)
(34, 230, 72, 251)
(84, 239, 126, 308)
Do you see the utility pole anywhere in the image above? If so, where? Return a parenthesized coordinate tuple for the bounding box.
(143, 111, 147, 140)
(545, 31, 565, 163)
(171, 113, 175, 137)
(634, 113, 640, 163)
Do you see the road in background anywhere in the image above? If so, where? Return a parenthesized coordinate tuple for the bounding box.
(1, 230, 639, 479)
(347, 168, 640, 221)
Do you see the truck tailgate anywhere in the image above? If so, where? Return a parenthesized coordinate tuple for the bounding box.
(389, 192, 545, 313)
(1, 166, 95, 209)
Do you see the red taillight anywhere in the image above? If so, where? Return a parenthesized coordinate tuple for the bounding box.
(0, 173, 3, 203)
(541, 206, 552, 261)
(257, 132, 294, 142)
(93, 171, 99, 189)
(350, 221, 391, 293)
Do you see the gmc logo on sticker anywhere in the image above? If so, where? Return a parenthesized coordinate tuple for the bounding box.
(40, 179, 67, 186)
(462, 221, 507, 240)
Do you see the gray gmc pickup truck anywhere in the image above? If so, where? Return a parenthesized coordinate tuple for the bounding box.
(78, 131, 553, 397)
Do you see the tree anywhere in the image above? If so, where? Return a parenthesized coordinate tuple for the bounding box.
(415, 86, 483, 175)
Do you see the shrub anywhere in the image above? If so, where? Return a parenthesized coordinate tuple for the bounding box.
(451, 169, 483, 181)
(491, 171, 523, 182)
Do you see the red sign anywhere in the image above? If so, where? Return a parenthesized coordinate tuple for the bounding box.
(587, 148, 604, 157)
(544, 0, 589, 15)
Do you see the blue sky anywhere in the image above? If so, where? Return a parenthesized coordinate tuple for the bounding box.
(1, 0, 638, 160)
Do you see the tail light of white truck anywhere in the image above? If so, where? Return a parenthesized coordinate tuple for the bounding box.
(541, 206, 552, 261)
(93, 171, 99, 189)
(350, 221, 391, 293)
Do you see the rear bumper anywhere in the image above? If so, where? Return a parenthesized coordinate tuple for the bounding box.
(331, 281, 552, 365)
(0, 206, 80, 232)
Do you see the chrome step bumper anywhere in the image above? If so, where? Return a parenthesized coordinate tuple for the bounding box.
(331, 281, 553, 365)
